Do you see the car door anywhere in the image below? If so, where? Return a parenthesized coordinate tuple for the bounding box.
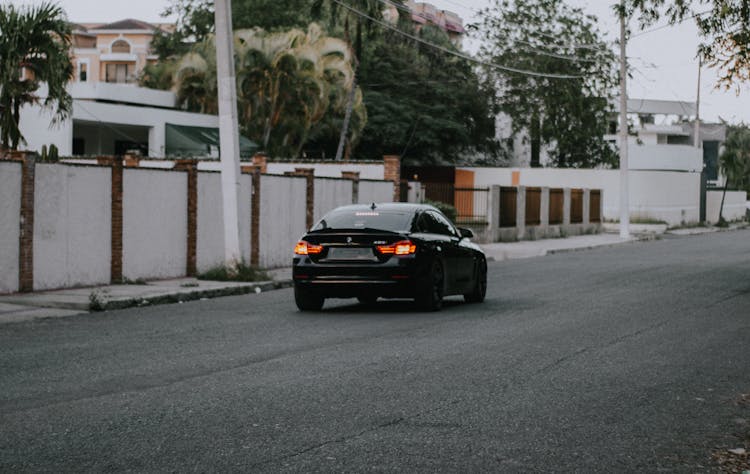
(430, 211, 474, 293)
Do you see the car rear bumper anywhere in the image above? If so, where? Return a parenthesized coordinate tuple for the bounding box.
(292, 256, 423, 298)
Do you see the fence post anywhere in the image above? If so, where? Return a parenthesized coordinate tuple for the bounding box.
(174, 160, 198, 276)
(108, 156, 124, 283)
(516, 186, 526, 241)
(583, 189, 591, 226)
(250, 169, 261, 266)
(383, 155, 401, 202)
(540, 187, 550, 236)
(488, 185, 501, 242)
(563, 188, 572, 226)
(341, 171, 360, 204)
(294, 168, 315, 229)
(18, 153, 36, 292)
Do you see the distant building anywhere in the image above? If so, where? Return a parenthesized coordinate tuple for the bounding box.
(382, 1, 465, 45)
(17, 19, 259, 159)
(70, 19, 172, 85)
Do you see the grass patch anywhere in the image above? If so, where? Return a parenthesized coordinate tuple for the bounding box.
(198, 262, 269, 282)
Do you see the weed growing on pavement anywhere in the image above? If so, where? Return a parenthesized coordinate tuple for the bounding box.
(89, 290, 107, 311)
(198, 262, 269, 282)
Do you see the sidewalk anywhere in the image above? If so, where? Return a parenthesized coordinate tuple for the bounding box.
(0, 231, 672, 324)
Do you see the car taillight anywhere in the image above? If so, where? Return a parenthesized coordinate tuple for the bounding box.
(376, 240, 416, 256)
(294, 241, 323, 255)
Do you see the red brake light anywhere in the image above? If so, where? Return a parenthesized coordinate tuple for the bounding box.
(294, 241, 323, 255)
(377, 240, 416, 256)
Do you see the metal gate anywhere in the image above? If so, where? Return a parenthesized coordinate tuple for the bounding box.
(421, 183, 490, 225)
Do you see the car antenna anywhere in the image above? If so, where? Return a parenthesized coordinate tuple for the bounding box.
(370, 202, 377, 210)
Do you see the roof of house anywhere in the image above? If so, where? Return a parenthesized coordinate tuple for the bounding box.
(91, 19, 157, 31)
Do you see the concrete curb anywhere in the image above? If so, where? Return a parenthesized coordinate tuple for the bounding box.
(92, 279, 294, 312)
(547, 235, 658, 256)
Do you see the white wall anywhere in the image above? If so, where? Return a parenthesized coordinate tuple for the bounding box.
(628, 144, 703, 172)
(358, 180, 395, 204)
(33, 164, 112, 290)
(196, 172, 252, 272)
(314, 178, 353, 221)
(260, 175, 307, 268)
(706, 190, 748, 223)
(0, 162, 21, 293)
(465, 167, 701, 225)
(122, 169, 187, 279)
(19, 105, 74, 155)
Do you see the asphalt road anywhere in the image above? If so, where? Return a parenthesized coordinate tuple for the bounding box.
(2, 230, 749, 472)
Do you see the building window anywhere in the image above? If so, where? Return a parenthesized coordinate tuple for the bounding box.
(79, 62, 87, 82)
(72, 138, 85, 156)
(105, 63, 133, 83)
(111, 39, 131, 54)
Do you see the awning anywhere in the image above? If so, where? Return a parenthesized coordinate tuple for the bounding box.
(165, 123, 259, 158)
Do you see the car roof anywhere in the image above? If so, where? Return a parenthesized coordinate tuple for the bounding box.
(330, 203, 438, 214)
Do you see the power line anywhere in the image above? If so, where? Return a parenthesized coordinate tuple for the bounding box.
(630, 10, 711, 39)
(333, 0, 588, 79)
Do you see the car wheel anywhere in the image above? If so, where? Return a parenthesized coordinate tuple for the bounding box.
(294, 285, 324, 311)
(357, 296, 378, 305)
(464, 259, 487, 303)
(416, 260, 444, 311)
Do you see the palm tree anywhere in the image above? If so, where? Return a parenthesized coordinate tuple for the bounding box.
(717, 124, 750, 224)
(172, 23, 359, 157)
(0, 3, 73, 150)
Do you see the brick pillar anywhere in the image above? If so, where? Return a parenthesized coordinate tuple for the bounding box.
(294, 168, 315, 229)
(383, 155, 401, 202)
(110, 157, 124, 282)
(123, 154, 141, 168)
(175, 160, 198, 276)
(252, 152, 268, 174)
(250, 169, 261, 266)
(341, 171, 360, 204)
(18, 154, 36, 292)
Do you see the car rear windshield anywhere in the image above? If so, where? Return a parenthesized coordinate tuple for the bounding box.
(312, 209, 413, 232)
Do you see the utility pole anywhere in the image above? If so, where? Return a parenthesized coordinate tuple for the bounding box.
(618, 2, 630, 239)
(214, 0, 242, 268)
(694, 55, 702, 148)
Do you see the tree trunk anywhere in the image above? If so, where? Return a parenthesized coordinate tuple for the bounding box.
(530, 114, 541, 167)
(335, 74, 357, 161)
(718, 177, 729, 225)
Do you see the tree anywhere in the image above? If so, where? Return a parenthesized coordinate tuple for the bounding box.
(0, 3, 73, 150)
(170, 24, 362, 157)
(717, 123, 750, 224)
(473, 0, 618, 168)
(624, 0, 750, 90)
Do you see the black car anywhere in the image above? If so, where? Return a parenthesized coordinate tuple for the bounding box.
(292, 203, 487, 311)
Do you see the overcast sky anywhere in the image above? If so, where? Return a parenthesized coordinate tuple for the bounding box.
(10, 0, 750, 123)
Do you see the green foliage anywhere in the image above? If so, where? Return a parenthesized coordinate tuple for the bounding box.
(39, 144, 59, 162)
(625, 0, 750, 89)
(198, 262, 270, 282)
(720, 124, 750, 194)
(0, 3, 73, 150)
(353, 25, 499, 164)
(472, 0, 618, 168)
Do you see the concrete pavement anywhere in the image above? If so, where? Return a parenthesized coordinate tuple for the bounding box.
(0, 224, 742, 323)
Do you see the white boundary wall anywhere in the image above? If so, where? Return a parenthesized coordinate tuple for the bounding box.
(464, 167, 701, 225)
(314, 177, 353, 221)
(265, 162, 384, 180)
(123, 169, 187, 279)
(706, 190, 748, 223)
(0, 162, 21, 293)
(358, 180, 395, 204)
(260, 175, 307, 268)
(33, 164, 112, 290)
(197, 172, 252, 272)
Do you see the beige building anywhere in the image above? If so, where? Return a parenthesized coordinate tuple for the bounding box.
(383, 1, 465, 44)
(70, 19, 172, 85)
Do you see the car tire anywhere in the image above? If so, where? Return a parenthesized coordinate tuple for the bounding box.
(464, 259, 487, 303)
(294, 285, 324, 311)
(416, 260, 444, 311)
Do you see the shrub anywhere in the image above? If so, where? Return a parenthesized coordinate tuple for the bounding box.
(198, 262, 269, 282)
(423, 199, 458, 223)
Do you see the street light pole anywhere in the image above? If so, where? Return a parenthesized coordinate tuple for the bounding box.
(214, 0, 242, 268)
(618, 3, 630, 239)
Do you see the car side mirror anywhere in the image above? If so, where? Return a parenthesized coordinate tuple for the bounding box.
(458, 227, 473, 239)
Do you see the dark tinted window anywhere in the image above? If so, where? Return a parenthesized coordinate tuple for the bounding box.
(417, 211, 457, 236)
(313, 209, 414, 232)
